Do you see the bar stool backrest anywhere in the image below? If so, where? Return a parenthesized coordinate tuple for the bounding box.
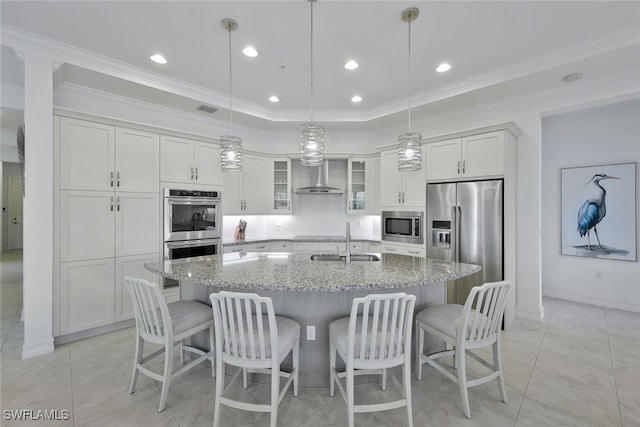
(126, 276, 172, 344)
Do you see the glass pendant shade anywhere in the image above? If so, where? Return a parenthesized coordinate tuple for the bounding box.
(220, 18, 242, 172)
(398, 132, 422, 171)
(300, 122, 325, 166)
(220, 135, 243, 172)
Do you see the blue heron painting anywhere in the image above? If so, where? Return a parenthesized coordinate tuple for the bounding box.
(561, 162, 635, 261)
(577, 173, 619, 250)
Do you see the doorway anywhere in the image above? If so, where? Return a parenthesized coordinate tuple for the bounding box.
(8, 175, 23, 250)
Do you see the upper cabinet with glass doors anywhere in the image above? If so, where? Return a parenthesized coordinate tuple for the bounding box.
(347, 158, 380, 215)
(272, 159, 292, 214)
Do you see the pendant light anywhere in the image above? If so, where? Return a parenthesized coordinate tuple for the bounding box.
(300, 0, 325, 167)
(398, 7, 422, 172)
(220, 18, 243, 172)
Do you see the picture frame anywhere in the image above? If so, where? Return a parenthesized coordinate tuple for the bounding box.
(561, 162, 636, 261)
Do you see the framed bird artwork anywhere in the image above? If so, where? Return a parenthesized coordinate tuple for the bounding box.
(561, 162, 636, 261)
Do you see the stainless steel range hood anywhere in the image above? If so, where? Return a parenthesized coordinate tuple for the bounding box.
(294, 160, 344, 194)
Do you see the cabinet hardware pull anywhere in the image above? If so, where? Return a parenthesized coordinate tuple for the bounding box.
(457, 161, 460, 174)
(191, 167, 194, 180)
(110, 171, 114, 187)
(462, 160, 466, 174)
(117, 196, 120, 212)
(116, 171, 120, 187)
(110, 196, 114, 211)
(195, 167, 198, 180)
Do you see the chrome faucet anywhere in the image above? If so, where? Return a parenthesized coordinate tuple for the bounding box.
(345, 222, 351, 264)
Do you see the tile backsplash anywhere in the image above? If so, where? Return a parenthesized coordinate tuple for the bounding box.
(223, 193, 380, 240)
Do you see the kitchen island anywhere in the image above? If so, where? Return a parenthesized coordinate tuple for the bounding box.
(145, 252, 480, 387)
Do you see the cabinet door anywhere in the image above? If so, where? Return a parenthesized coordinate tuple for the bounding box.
(160, 135, 194, 183)
(272, 159, 291, 213)
(115, 254, 160, 322)
(194, 141, 222, 186)
(379, 150, 402, 207)
(425, 138, 461, 181)
(60, 190, 115, 262)
(115, 192, 160, 257)
(367, 158, 381, 214)
(115, 127, 160, 193)
(242, 155, 269, 214)
(461, 131, 505, 178)
(400, 166, 426, 207)
(348, 160, 367, 214)
(223, 169, 243, 214)
(59, 258, 115, 334)
(60, 117, 115, 191)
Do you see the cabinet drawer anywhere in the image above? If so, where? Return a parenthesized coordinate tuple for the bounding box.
(349, 242, 364, 252)
(273, 241, 293, 251)
(293, 242, 343, 253)
(381, 243, 425, 258)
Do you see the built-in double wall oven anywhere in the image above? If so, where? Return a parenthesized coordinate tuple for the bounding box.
(163, 188, 221, 288)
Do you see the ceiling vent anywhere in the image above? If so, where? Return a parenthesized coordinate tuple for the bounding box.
(196, 104, 219, 114)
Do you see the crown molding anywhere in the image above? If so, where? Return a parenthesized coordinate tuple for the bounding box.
(3, 25, 638, 124)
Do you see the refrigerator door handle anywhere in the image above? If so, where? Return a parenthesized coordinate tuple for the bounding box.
(456, 205, 462, 262)
(451, 205, 457, 262)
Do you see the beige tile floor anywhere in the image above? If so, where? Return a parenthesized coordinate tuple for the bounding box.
(1, 249, 639, 426)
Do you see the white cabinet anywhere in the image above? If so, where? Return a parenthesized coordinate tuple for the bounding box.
(224, 242, 273, 253)
(115, 192, 160, 257)
(60, 191, 115, 262)
(380, 149, 425, 208)
(272, 159, 292, 213)
(59, 258, 115, 334)
(381, 243, 425, 258)
(366, 242, 381, 252)
(347, 158, 380, 214)
(292, 242, 344, 253)
(56, 115, 162, 336)
(426, 131, 505, 181)
(59, 117, 159, 193)
(223, 154, 269, 214)
(160, 135, 222, 186)
(60, 190, 159, 262)
(273, 241, 293, 252)
(115, 254, 160, 322)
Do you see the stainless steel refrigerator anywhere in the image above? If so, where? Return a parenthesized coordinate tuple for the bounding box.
(427, 180, 503, 304)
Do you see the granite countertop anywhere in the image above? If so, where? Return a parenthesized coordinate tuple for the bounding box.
(222, 236, 381, 246)
(145, 252, 480, 292)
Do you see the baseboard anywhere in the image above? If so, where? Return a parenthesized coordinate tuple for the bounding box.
(543, 290, 640, 313)
(54, 319, 134, 345)
(515, 305, 544, 322)
(21, 339, 55, 359)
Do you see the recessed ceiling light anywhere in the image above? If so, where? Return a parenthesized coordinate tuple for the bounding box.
(562, 72, 582, 83)
(351, 95, 362, 103)
(242, 46, 258, 57)
(268, 96, 280, 103)
(344, 60, 359, 70)
(436, 63, 451, 73)
(150, 54, 167, 64)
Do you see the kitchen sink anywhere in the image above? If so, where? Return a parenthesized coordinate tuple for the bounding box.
(310, 254, 381, 262)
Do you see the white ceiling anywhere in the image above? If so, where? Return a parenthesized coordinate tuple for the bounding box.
(1, 1, 639, 131)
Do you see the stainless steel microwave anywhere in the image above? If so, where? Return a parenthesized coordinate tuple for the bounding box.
(382, 211, 423, 244)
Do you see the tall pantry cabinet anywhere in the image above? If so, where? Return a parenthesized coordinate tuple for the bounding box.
(54, 116, 161, 335)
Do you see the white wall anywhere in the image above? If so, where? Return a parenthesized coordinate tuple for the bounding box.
(541, 99, 640, 312)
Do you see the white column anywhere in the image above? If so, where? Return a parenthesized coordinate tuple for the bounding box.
(22, 48, 54, 358)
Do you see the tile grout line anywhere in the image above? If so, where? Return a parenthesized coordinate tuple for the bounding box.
(512, 298, 554, 426)
(604, 307, 625, 427)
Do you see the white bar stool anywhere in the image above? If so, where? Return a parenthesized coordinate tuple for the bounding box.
(209, 291, 300, 427)
(329, 292, 417, 427)
(125, 276, 214, 412)
(415, 280, 512, 418)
